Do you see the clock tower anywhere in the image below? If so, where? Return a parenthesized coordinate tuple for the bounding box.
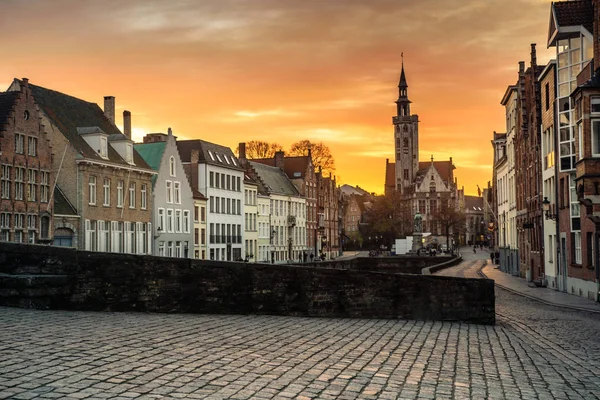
(393, 61, 419, 195)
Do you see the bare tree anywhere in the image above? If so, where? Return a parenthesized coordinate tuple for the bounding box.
(288, 140, 335, 176)
(236, 140, 283, 159)
(431, 197, 466, 252)
(362, 191, 412, 248)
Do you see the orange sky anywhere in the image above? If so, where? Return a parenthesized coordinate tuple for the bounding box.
(0, 0, 556, 195)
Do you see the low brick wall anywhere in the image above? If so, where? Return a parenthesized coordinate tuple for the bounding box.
(0, 242, 495, 324)
(312, 255, 457, 275)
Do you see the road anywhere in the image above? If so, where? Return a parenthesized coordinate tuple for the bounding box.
(1, 250, 600, 399)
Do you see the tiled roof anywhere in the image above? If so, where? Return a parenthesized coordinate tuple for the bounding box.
(177, 139, 244, 171)
(249, 161, 299, 196)
(464, 195, 483, 211)
(553, 0, 593, 33)
(0, 91, 18, 131)
(252, 155, 311, 179)
(192, 188, 207, 200)
(340, 184, 370, 196)
(418, 160, 454, 182)
(134, 142, 166, 171)
(53, 186, 77, 215)
(14, 79, 151, 170)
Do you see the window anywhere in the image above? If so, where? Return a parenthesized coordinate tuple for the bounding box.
(166, 180, 173, 203)
(221, 174, 225, 189)
(210, 171, 214, 187)
(183, 210, 190, 233)
(169, 156, 176, 177)
(100, 137, 108, 158)
(194, 206, 199, 222)
(236, 177, 241, 191)
(158, 241, 165, 256)
(141, 184, 147, 209)
(215, 173, 220, 188)
(403, 169, 409, 180)
(1, 165, 10, 199)
(174, 182, 181, 204)
(201, 228, 206, 245)
(27, 136, 37, 156)
(88, 176, 96, 205)
(117, 180, 124, 208)
(15, 133, 24, 154)
(158, 208, 165, 231)
(545, 82, 549, 111)
(167, 209, 174, 233)
(592, 120, 600, 157)
(175, 209, 182, 233)
(210, 196, 214, 213)
(429, 181, 436, 193)
(103, 178, 110, 206)
(129, 182, 136, 208)
(126, 144, 133, 164)
(592, 98, 600, 114)
(14, 167, 24, 200)
(201, 206, 206, 222)
(573, 232, 582, 264)
(194, 228, 199, 245)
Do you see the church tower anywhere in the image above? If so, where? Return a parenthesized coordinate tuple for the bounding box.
(393, 60, 419, 195)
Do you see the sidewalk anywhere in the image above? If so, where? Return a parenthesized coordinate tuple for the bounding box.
(481, 263, 600, 314)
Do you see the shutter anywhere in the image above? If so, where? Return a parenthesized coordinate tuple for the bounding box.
(147, 222, 152, 255)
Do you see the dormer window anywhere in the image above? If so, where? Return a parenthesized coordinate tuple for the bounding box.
(126, 143, 133, 164)
(169, 156, 176, 177)
(100, 137, 108, 158)
(216, 153, 222, 162)
(224, 155, 231, 164)
(208, 150, 215, 161)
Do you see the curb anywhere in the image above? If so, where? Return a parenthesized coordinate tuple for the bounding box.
(479, 269, 600, 315)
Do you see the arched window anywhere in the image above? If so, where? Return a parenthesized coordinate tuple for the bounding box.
(429, 182, 436, 193)
(40, 216, 50, 239)
(169, 156, 176, 177)
(403, 138, 409, 154)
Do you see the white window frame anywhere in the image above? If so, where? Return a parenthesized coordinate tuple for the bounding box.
(166, 180, 173, 203)
(141, 184, 147, 210)
(167, 209, 174, 233)
(103, 178, 110, 206)
(27, 169, 36, 202)
(117, 180, 124, 208)
(592, 119, 600, 157)
(175, 209, 182, 233)
(1, 165, 11, 200)
(158, 208, 165, 231)
(129, 182, 136, 209)
(88, 176, 97, 205)
(575, 232, 582, 264)
(183, 210, 190, 233)
(15, 133, 24, 154)
(174, 182, 181, 204)
(27, 136, 37, 156)
(169, 156, 176, 177)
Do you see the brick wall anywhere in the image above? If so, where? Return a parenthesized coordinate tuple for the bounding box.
(0, 242, 495, 324)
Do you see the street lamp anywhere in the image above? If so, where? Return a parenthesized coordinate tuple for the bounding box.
(542, 197, 557, 220)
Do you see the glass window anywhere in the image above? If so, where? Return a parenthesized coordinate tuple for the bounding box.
(166, 180, 173, 203)
(141, 184, 147, 209)
(169, 156, 176, 177)
(103, 178, 110, 206)
(117, 180, 124, 208)
(88, 176, 96, 205)
(129, 183, 135, 208)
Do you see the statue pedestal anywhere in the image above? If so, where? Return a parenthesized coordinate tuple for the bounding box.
(411, 233, 423, 253)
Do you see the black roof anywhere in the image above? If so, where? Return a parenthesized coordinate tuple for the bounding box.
(14, 79, 150, 170)
(177, 139, 244, 171)
(53, 186, 77, 215)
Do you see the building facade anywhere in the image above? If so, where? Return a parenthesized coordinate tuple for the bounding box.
(135, 130, 194, 257)
(0, 78, 54, 244)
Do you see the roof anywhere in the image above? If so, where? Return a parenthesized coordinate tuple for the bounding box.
(0, 91, 18, 131)
(501, 85, 517, 106)
(134, 142, 166, 171)
(418, 160, 454, 182)
(192, 188, 207, 201)
(340, 184, 370, 196)
(177, 139, 243, 171)
(53, 186, 77, 215)
(12, 79, 151, 170)
(464, 195, 484, 211)
(549, 0, 593, 46)
(252, 155, 311, 180)
(249, 161, 300, 196)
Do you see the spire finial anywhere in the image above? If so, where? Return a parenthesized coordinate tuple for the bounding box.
(431, 154, 434, 163)
(401, 52, 404, 67)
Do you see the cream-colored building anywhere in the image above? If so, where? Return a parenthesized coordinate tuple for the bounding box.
(257, 194, 271, 263)
(244, 179, 259, 262)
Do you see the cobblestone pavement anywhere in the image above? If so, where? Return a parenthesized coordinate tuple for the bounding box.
(1, 261, 600, 399)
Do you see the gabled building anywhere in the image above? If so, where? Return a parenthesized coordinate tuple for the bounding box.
(178, 140, 245, 261)
(243, 176, 259, 262)
(246, 160, 307, 264)
(316, 170, 340, 259)
(135, 130, 194, 257)
(246, 146, 318, 257)
(7, 79, 155, 254)
(191, 189, 208, 260)
(384, 63, 459, 244)
(0, 79, 54, 244)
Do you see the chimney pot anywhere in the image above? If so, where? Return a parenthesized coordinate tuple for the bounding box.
(104, 96, 115, 124)
(275, 150, 285, 170)
(239, 142, 246, 160)
(123, 110, 131, 139)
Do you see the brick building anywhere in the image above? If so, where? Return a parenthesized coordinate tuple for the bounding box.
(0, 78, 54, 244)
(7, 79, 155, 253)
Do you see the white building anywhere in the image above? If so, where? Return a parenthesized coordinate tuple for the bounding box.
(248, 161, 307, 264)
(244, 177, 259, 262)
(177, 140, 246, 261)
(257, 194, 271, 263)
(499, 84, 519, 275)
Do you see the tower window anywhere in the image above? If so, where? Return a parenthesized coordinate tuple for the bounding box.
(403, 138, 409, 154)
(404, 169, 409, 179)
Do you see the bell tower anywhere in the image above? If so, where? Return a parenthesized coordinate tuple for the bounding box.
(393, 58, 419, 195)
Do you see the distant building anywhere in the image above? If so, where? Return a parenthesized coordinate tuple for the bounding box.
(384, 63, 459, 244)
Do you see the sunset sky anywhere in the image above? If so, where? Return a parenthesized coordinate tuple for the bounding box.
(1, 0, 555, 195)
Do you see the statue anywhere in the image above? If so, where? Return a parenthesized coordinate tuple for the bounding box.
(414, 212, 422, 233)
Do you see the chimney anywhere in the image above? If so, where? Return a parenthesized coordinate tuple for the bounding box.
(530, 43, 537, 69)
(238, 142, 246, 160)
(22, 77, 29, 87)
(274, 150, 285, 170)
(191, 149, 200, 164)
(104, 96, 115, 124)
(123, 110, 131, 139)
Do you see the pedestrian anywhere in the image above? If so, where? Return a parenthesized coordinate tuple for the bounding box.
(473, 247, 476, 254)
(490, 251, 495, 264)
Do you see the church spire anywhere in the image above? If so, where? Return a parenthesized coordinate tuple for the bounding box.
(395, 53, 411, 117)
